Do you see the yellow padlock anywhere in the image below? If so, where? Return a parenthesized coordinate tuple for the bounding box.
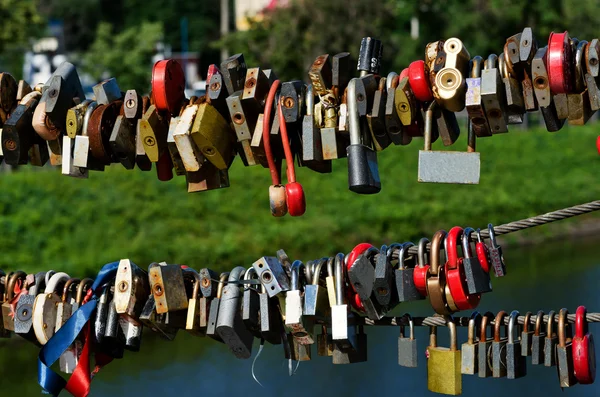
(427, 318, 462, 395)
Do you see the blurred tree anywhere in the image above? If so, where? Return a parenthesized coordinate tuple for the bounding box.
(82, 22, 163, 92)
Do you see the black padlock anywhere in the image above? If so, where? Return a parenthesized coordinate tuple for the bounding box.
(373, 244, 399, 309)
(462, 227, 492, 294)
(347, 78, 381, 194)
(357, 37, 383, 76)
(395, 242, 424, 302)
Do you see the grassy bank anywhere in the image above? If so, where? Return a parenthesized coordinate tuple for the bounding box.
(0, 121, 598, 276)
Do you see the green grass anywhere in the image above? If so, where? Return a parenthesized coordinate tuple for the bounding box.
(0, 121, 598, 276)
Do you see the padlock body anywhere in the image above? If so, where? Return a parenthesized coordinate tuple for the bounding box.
(398, 337, 418, 367)
(461, 342, 478, 375)
(492, 339, 507, 378)
(507, 341, 527, 379)
(427, 347, 462, 395)
(478, 340, 493, 377)
(347, 144, 381, 194)
(463, 258, 492, 294)
(557, 343, 578, 387)
(395, 268, 424, 302)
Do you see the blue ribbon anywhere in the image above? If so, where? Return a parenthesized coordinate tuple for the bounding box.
(37, 261, 121, 396)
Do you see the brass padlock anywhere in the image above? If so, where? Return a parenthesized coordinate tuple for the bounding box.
(427, 318, 462, 395)
(149, 264, 188, 314)
(191, 102, 234, 170)
(139, 104, 168, 162)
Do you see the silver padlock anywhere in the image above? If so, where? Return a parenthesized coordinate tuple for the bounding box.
(285, 261, 314, 345)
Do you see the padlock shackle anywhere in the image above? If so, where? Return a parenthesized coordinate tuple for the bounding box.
(508, 310, 520, 344)
(347, 78, 361, 145)
(386, 243, 403, 264)
(558, 308, 570, 348)
(386, 72, 398, 91)
(576, 306, 588, 339)
(334, 253, 345, 306)
(326, 257, 334, 279)
(76, 278, 93, 305)
(546, 310, 556, 338)
(244, 268, 259, 292)
(186, 270, 202, 298)
(44, 272, 70, 294)
(480, 311, 495, 341)
(82, 101, 99, 137)
(216, 272, 229, 299)
(522, 311, 532, 333)
(277, 99, 297, 184)
(447, 316, 458, 351)
(5, 271, 27, 301)
(263, 79, 282, 186)
(397, 242, 415, 270)
(29, 272, 47, 296)
(493, 311, 508, 342)
(305, 84, 314, 116)
(467, 311, 481, 344)
(228, 267, 246, 284)
(61, 278, 80, 303)
(312, 258, 327, 286)
(417, 238, 430, 268)
(485, 54, 498, 70)
(429, 230, 447, 276)
(534, 310, 545, 336)
(499, 52, 509, 80)
(445, 226, 464, 270)
(470, 56, 483, 79)
(423, 100, 437, 150)
(290, 260, 305, 291)
(400, 313, 414, 340)
(574, 40, 588, 92)
(461, 227, 476, 259)
(487, 224, 499, 246)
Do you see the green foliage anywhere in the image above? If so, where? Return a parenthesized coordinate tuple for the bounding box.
(0, 122, 598, 276)
(82, 22, 163, 92)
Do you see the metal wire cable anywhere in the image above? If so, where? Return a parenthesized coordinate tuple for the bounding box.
(405, 200, 600, 256)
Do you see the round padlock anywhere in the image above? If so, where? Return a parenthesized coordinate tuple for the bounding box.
(151, 59, 186, 116)
(88, 100, 122, 164)
(573, 305, 596, 384)
(548, 31, 573, 94)
(445, 226, 481, 311)
(408, 60, 433, 102)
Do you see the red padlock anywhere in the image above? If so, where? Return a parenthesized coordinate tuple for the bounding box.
(445, 226, 481, 311)
(151, 59, 186, 116)
(475, 228, 491, 273)
(573, 305, 596, 384)
(548, 31, 573, 94)
(278, 99, 306, 216)
(408, 60, 433, 102)
(413, 237, 430, 296)
(263, 79, 287, 217)
(345, 243, 374, 312)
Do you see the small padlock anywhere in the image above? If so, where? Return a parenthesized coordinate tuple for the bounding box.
(32, 272, 70, 345)
(481, 54, 509, 133)
(185, 269, 205, 337)
(220, 53, 247, 95)
(427, 317, 461, 395)
(395, 242, 424, 302)
(478, 311, 495, 378)
(54, 277, 80, 333)
(398, 313, 418, 368)
(506, 310, 527, 379)
(492, 310, 508, 378)
(149, 264, 188, 314)
(462, 227, 492, 294)
(556, 308, 578, 387)
(241, 268, 261, 338)
(487, 224, 506, 277)
(573, 305, 596, 384)
(532, 310, 546, 365)
(285, 261, 314, 345)
(461, 312, 481, 375)
(499, 53, 525, 124)
(466, 56, 492, 137)
(373, 243, 400, 309)
(303, 258, 328, 317)
(206, 272, 229, 343)
(413, 237, 430, 297)
(545, 310, 559, 367)
(521, 311, 534, 357)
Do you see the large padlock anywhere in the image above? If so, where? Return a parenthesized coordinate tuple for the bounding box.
(191, 102, 234, 170)
(461, 312, 480, 375)
(556, 308, 578, 387)
(398, 313, 418, 368)
(427, 317, 461, 395)
(285, 260, 314, 345)
(32, 272, 70, 345)
(418, 101, 480, 184)
(462, 227, 492, 294)
(346, 78, 381, 194)
(445, 226, 481, 312)
(507, 310, 527, 379)
(216, 266, 254, 358)
(149, 264, 188, 314)
(573, 306, 596, 384)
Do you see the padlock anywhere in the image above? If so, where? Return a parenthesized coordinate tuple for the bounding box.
(139, 104, 169, 163)
(2, 271, 27, 332)
(173, 103, 203, 172)
(14, 272, 47, 344)
(252, 256, 290, 298)
(149, 264, 188, 314)
(285, 260, 314, 345)
(217, 266, 254, 358)
(207, 68, 229, 119)
(139, 293, 178, 341)
(478, 311, 495, 378)
(73, 101, 105, 171)
(331, 253, 358, 353)
(123, 90, 143, 121)
(163, 115, 185, 177)
(227, 91, 257, 166)
(499, 53, 525, 124)
(462, 227, 492, 294)
(303, 258, 328, 317)
(114, 259, 149, 325)
(152, 59, 185, 116)
(545, 310, 558, 367)
(317, 325, 334, 357)
(373, 243, 400, 309)
(461, 312, 481, 375)
(367, 77, 392, 151)
(62, 134, 87, 178)
(532, 46, 552, 108)
(32, 272, 70, 345)
(427, 317, 461, 395)
(120, 320, 143, 353)
(427, 230, 452, 315)
(532, 310, 546, 365)
(134, 97, 153, 171)
(302, 85, 331, 171)
(395, 77, 416, 127)
(332, 52, 351, 96)
(434, 50, 468, 112)
(109, 114, 136, 170)
(445, 226, 481, 311)
(206, 272, 229, 343)
(398, 313, 418, 368)
(548, 31, 573, 95)
(492, 310, 508, 378)
(54, 277, 80, 333)
(413, 237, 430, 297)
(395, 242, 424, 302)
(241, 268, 261, 338)
(289, 333, 312, 362)
(259, 283, 284, 345)
(521, 311, 534, 357)
(506, 310, 527, 379)
(220, 53, 247, 95)
(87, 100, 122, 165)
(346, 78, 381, 194)
(348, 246, 384, 320)
(573, 306, 596, 384)
(384, 73, 405, 145)
(357, 37, 382, 77)
(0, 270, 10, 338)
(466, 56, 492, 137)
(487, 224, 506, 277)
(481, 54, 509, 133)
(2, 91, 41, 165)
(409, 60, 434, 102)
(101, 295, 125, 359)
(556, 308, 578, 387)
(183, 269, 204, 336)
(198, 268, 219, 299)
(568, 41, 595, 125)
(418, 101, 480, 184)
